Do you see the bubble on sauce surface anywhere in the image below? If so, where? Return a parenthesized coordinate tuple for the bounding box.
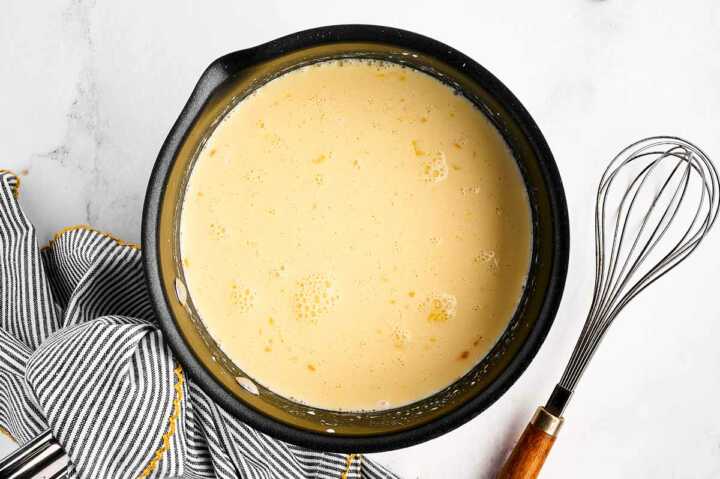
(474, 249, 499, 272)
(461, 185, 482, 195)
(423, 292, 458, 322)
(230, 282, 255, 313)
(293, 273, 340, 323)
(423, 151, 449, 183)
(270, 264, 287, 279)
(244, 168, 264, 183)
(209, 223, 226, 240)
(391, 325, 411, 349)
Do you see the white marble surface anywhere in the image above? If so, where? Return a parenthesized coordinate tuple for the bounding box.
(2, 0, 720, 477)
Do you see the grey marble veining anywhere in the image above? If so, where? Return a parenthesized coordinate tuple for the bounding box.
(2, 1, 720, 477)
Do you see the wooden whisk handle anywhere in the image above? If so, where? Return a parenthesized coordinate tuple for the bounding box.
(497, 407, 564, 479)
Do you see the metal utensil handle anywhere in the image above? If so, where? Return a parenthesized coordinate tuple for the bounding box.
(0, 430, 70, 479)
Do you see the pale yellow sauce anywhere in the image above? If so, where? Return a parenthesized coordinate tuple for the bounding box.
(180, 59, 532, 411)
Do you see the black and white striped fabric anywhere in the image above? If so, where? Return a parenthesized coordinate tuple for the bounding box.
(0, 170, 398, 479)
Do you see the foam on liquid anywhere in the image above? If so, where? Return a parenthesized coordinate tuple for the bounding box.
(180, 59, 532, 411)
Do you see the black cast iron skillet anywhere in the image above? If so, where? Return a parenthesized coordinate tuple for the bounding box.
(141, 24, 569, 453)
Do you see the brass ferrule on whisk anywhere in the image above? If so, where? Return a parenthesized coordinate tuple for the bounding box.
(530, 407, 564, 437)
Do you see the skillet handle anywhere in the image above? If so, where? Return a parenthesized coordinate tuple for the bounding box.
(0, 430, 70, 479)
(497, 407, 563, 479)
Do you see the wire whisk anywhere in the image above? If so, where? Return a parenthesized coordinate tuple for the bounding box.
(499, 136, 719, 479)
(552, 137, 719, 409)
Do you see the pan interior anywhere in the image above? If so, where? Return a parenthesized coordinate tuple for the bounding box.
(155, 41, 556, 438)
(178, 58, 534, 414)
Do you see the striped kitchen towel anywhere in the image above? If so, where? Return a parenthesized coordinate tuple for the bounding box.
(0, 170, 398, 479)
